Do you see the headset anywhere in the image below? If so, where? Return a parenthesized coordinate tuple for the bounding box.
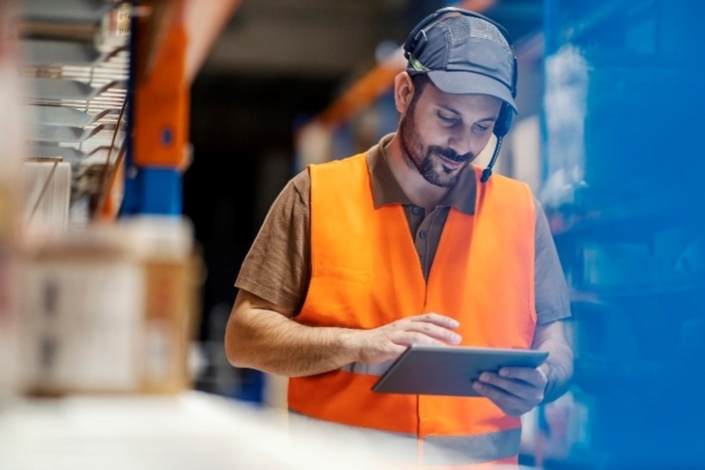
(403, 7, 518, 182)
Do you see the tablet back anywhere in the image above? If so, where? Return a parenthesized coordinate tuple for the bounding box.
(372, 345, 548, 397)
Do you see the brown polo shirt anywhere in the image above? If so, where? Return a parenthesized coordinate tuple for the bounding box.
(236, 134, 571, 324)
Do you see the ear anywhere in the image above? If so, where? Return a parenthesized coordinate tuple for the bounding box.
(394, 72, 415, 115)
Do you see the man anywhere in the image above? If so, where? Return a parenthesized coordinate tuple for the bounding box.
(226, 8, 573, 467)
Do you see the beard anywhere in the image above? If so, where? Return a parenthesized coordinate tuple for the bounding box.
(399, 106, 473, 188)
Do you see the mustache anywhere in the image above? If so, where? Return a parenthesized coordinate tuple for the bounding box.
(429, 146, 473, 163)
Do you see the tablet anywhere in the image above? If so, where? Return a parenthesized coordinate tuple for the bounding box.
(372, 344, 548, 397)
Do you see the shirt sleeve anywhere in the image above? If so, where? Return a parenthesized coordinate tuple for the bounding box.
(534, 197, 572, 324)
(235, 170, 311, 312)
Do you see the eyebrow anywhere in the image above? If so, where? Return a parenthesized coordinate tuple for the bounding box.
(437, 105, 497, 123)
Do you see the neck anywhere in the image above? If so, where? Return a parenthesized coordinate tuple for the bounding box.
(385, 133, 449, 212)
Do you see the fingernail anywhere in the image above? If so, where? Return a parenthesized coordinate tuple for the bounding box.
(450, 320, 459, 328)
(452, 334, 462, 344)
(480, 373, 490, 382)
(472, 381, 481, 390)
(499, 369, 508, 377)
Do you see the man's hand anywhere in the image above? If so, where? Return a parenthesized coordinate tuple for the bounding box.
(346, 313, 462, 365)
(471, 365, 548, 416)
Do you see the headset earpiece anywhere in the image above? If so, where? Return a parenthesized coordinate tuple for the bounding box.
(404, 29, 428, 61)
(493, 104, 513, 138)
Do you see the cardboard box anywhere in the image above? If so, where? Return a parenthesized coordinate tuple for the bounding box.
(21, 218, 202, 395)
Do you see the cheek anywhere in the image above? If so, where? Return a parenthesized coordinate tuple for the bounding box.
(420, 123, 453, 147)
(464, 130, 495, 152)
(479, 132, 496, 150)
(412, 110, 446, 140)
(412, 130, 437, 151)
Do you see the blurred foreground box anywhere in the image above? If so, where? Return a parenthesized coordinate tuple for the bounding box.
(20, 217, 202, 395)
(0, 391, 365, 470)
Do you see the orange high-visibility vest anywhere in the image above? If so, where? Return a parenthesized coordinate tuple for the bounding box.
(289, 152, 537, 468)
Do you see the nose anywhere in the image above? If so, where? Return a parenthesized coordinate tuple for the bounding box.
(447, 130, 475, 157)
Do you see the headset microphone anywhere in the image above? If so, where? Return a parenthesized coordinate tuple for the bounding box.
(480, 136, 503, 183)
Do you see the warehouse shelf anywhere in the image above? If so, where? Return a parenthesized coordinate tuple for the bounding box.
(27, 106, 111, 127)
(571, 283, 696, 305)
(32, 123, 106, 144)
(3, 0, 243, 413)
(550, 191, 694, 243)
(25, 77, 124, 102)
(32, 145, 106, 163)
(544, 0, 705, 467)
(22, 39, 108, 66)
(22, 0, 115, 24)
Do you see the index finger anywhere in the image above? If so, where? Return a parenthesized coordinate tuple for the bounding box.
(410, 313, 459, 329)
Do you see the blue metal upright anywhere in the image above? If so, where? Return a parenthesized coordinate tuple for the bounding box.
(121, 4, 189, 217)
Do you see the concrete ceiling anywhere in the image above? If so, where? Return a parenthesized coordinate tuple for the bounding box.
(202, 0, 407, 79)
(201, 0, 544, 80)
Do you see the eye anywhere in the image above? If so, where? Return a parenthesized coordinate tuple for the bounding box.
(473, 123, 491, 132)
(437, 112, 458, 126)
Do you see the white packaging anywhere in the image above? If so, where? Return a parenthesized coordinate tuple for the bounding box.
(20, 217, 199, 395)
(0, 0, 26, 398)
(22, 257, 144, 392)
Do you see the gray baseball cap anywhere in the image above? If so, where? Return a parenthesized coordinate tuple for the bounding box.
(406, 15, 517, 112)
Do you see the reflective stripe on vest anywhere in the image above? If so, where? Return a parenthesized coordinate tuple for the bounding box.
(423, 429, 521, 466)
(340, 360, 394, 375)
(290, 411, 521, 466)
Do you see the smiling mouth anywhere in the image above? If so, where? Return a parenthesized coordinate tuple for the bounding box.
(438, 154, 465, 170)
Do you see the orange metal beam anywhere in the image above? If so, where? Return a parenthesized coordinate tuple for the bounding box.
(133, 0, 241, 167)
(98, 0, 240, 219)
(133, 17, 189, 168)
(183, 0, 242, 85)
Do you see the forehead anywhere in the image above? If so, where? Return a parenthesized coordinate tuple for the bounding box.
(418, 81, 503, 113)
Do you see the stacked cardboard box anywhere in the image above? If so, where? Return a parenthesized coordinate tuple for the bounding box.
(21, 218, 201, 395)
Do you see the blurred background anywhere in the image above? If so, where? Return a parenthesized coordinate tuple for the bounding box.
(1, 0, 704, 468)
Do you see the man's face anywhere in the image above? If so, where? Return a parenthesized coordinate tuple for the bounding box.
(399, 81, 503, 187)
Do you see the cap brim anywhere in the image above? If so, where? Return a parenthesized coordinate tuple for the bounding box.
(427, 70, 517, 113)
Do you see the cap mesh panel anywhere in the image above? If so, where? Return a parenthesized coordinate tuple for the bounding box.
(437, 16, 513, 71)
